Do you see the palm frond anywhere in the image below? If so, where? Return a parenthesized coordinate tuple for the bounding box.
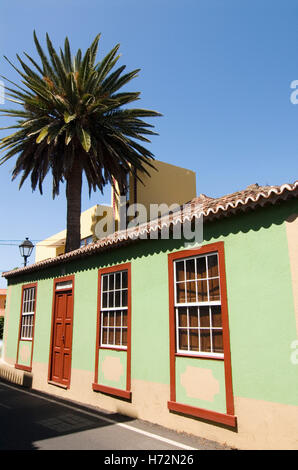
(0, 31, 161, 251)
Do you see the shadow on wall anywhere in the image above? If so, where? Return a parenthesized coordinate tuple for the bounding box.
(6, 199, 297, 286)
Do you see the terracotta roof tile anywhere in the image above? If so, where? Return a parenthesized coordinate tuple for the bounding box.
(2, 180, 298, 278)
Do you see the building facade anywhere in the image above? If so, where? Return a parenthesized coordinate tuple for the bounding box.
(35, 160, 196, 263)
(1, 181, 298, 450)
(0, 289, 6, 318)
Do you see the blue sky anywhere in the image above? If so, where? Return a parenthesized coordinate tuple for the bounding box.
(0, 0, 298, 287)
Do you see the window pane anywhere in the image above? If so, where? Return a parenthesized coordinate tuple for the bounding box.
(109, 312, 115, 327)
(122, 311, 128, 327)
(108, 292, 114, 308)
(109, 274, 115, 290)
(197, 257, 207, 279)
(108, 328, 114, 344)
(189, 329, 199, 351)
(115, 328, 121, 345)
(122, 328, 127, 346)
(185, 259, 195, 280)
(122, 271, 128, 289)
(21, 314, 32, 339)
(208, 254, 218, 278)
(189, 307, 198, 327)
(24, 290, 28, 312)
(197, 280, 208, 301)
(102, 275, 108, 292)
(102, 293, 108, 308)
(186, 281, 196, 302)
(115, 273, 121, 289)
(209, 278, 220, 301)
(115, 312, 122, 326)
(122, 289, 128, 307)
(200, 306, 210, 327)
(55, 281, 72, 292)
(178, 307, 187, 327)
(175, 261, 185, 282)
(115, 290, 121, 307)
(212, 329, 223, 353)
(178, 329, 188, 350)
(102, 328, 108, 344)
(102, 312, 109, 326)
(176, 282, 186, 303)
(200, 329, 211, 352)
(211, 306, 222, 327)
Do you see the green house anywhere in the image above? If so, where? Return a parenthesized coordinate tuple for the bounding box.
(1, 181, 298, 450)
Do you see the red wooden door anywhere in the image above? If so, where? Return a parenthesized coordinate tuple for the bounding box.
(50, 289, 74, 387)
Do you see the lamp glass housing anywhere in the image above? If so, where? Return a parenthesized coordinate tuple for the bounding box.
(19, 238, 34, 259)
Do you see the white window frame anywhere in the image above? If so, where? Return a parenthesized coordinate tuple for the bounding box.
(174, 252, 224, 358)
(20, 286, 36, 340)
(100, 270, 128, 350)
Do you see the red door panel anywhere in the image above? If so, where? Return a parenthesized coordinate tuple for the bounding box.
(50, 289, 74, 387)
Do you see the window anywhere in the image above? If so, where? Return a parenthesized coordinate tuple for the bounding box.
(174, 252, 223, 357)
(20, 286, 36, 340)
(100, 270, 128, 348)
(56, 280, 73, 291)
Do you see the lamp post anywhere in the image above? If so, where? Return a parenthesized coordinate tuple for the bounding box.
(19, 238, 34, 267)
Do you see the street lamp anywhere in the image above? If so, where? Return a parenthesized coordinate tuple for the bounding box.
(19, 238, 34, 267)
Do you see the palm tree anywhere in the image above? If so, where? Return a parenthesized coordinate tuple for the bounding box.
(0, 32, 161, 253)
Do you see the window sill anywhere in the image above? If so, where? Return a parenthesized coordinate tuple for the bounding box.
(92, 383, 131, 400)
(175, 352, 224, 360)
(15, 364, 32, 372)
(99, 346, 127, 352)
(168, 401, 237, 428)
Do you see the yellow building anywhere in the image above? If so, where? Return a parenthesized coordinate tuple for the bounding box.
(113, 159, 196, 227)
(35, 204, 113, 262)
(35, 160, 196, 262)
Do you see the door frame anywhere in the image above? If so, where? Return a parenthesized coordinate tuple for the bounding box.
(48, 275, 75, 389)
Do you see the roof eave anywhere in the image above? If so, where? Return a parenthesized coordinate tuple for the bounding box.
(3, 181, 298, 279)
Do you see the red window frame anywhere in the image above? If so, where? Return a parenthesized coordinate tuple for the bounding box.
(167, 242, 237, 427)
(93, 263, 132, 400)
(15, 282, 38, 372)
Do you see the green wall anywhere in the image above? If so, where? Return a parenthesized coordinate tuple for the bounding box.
(175, 356, 226, 413)
(219, 205, 298, 405)
(5, 199, 298, 408)
(4, 284, 21, 362)
(98, 349, 127, 391)
(17, 340, 32, 367)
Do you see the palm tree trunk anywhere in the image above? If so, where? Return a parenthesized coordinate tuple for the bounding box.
(65, 159, 82, 253)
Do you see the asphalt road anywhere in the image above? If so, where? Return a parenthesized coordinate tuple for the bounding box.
(0, 379, 230, 451)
